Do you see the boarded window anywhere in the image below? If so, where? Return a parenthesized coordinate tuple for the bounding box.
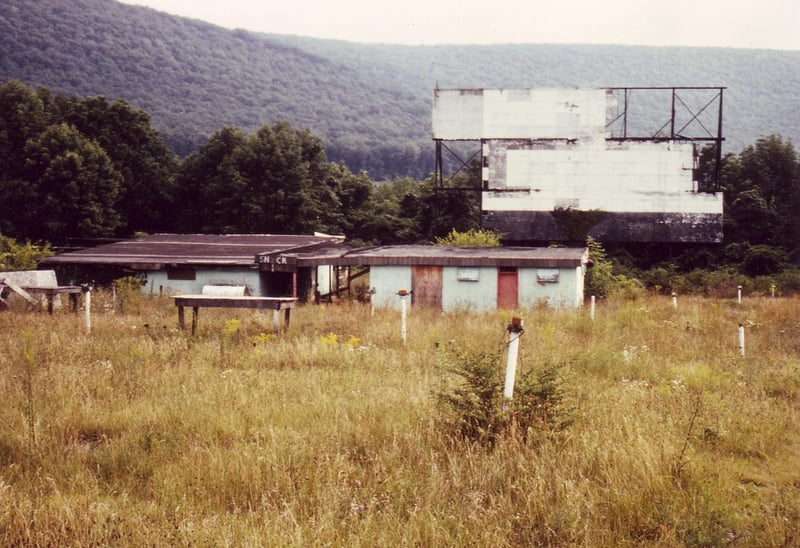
(167, 267, 196, 280)
(536, 269, 560, 283)
(457, 267, 480, 282)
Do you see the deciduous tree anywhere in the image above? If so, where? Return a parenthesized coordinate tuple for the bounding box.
(21, 123, 122, 242)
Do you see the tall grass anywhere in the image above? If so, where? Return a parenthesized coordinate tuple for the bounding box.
(0, 293, 798, 545)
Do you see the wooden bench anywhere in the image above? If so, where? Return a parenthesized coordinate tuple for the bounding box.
(24, 285, 83, 314)
(172, 295, 297, 335)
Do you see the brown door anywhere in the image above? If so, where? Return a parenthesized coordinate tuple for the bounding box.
(412, 265, 442, 308)
(497, 267, 518, 309)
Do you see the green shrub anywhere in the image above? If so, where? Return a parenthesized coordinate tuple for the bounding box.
(0, 234, 53, 270)
(740, 245, 787, 276)
(774, 268, 800, 293)
(111, 276, 146, 313)
(586, 238, 645, 299)
(435, 343, 571, 446)
(641, 265, 678, 294)
(585, 237, 615, 298)
(434, 228, 501, 247)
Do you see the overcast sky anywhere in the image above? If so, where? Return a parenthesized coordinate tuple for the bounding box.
(117, 0, 800, 50)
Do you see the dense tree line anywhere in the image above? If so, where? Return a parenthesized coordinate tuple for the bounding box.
(3, 0, 800, 181)
(0, 81, 177, 242)
(0, 81, 798, 280)
(675, 136, 800, 272)
(0, 81, 468, 246)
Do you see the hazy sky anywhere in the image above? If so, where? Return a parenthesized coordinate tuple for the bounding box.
(117, 0, 800, 50)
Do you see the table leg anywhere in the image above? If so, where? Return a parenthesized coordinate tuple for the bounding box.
(191, 306, 199, 335)
(69, 293, 79, 314)
(284, 308, 291, 331)
(272, 309, 280, 334)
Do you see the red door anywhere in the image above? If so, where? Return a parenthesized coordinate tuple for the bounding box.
(497, 267, 518, 309)
(412, 266, 442, 308)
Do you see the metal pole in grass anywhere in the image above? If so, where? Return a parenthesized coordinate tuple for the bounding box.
(397, 289, 410, 344)
(503, 316, 524, 400)
(738, 285, 742, 304)
(738, 323, 745, 357)
(672, 291, 678, 309)
(771, 284, 776, 298)
(81, 283, 92, 333)
(590, 295, 595, 320)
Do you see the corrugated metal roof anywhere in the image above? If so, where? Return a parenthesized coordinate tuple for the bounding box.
(292, 245, 588, 268)
(42, 233, 345, 269)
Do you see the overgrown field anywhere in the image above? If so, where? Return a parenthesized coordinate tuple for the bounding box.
(1, 293, 799, 546)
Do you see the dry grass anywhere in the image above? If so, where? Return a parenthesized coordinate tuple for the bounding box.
(0, 293, 798, 546)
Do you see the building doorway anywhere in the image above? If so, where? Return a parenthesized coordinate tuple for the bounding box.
(497, 267, 518, 309)
(412, 265, 442, 308)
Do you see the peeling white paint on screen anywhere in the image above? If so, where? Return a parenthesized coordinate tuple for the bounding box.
(486, 141, 721, 214)
(433, 87, 724, 242)
(433, 88, 606, 140)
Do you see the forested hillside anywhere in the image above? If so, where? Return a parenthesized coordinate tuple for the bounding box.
(1, 0, 799, 179)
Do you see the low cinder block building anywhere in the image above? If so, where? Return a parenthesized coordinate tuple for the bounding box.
(41, 233, 346, 299)
(42, 235, 588, 311)
(284, 245, 588, 311)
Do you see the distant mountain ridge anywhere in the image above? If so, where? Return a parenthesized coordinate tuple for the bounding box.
(2, 0, 799, 179)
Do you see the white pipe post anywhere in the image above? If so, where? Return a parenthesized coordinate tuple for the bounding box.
(82, 284, 92, 333)
(771, 284, 776, 299)
(400, 297, 406, 344)
(737, 285, 742, 304)
(671, 291, 677, 309)
(590, 295, 595, 320)
(397, 289, 409, 345)
(738, 323, 745, 357)
(503, 317, 524, 400)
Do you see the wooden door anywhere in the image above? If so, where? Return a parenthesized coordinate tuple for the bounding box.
(412, 265, 442, 308)
(497, 267, 518, 309)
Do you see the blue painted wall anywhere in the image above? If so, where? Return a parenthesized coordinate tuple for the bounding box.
(369, 266, 412, 309)
(370, 264, 584, 311)
(140, 267, 263, 296)
(441, 266, 498, 312)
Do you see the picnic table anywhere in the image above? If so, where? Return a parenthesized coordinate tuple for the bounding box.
(172, 295, 297, 335)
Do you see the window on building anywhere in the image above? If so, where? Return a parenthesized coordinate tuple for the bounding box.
(536, 268, 560, 283)
(457, 267, 480, 282)
(167, 267, 196, 280)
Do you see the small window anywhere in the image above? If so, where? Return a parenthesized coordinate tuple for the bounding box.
(536, 269, 559, 283)
(167, 267, 196, 280)
(457, 267, 480, 282)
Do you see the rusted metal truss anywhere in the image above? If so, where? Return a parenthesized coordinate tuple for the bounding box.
(605, 87, 725, 190)
(433, 140, 483, 192)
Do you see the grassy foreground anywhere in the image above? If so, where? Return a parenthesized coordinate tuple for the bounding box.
(1, 293, 799, 546)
